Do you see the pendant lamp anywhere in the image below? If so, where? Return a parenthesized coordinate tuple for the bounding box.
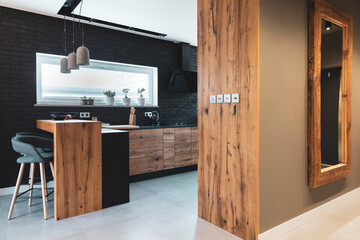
(77, 0, 90, 66)
(68, 14, 79, 70)
(60, 15, 71, 73)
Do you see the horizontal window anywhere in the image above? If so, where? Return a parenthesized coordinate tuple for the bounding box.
(36, 53, 158, 106)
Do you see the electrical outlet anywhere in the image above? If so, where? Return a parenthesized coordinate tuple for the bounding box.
(224, 94, 231, 103)
(210, 95, 216, 104)
(80, 112, 90, 118)
(232, 93, 239, 103)
(217, 95, 223, 103)
(145, 112, 152, 117)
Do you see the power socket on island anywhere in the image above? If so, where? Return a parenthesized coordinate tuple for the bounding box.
(80, 112, 90, 118)
(145, 112, 152, 117)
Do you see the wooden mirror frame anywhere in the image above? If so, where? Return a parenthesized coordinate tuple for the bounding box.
(308, 0, 353, 188)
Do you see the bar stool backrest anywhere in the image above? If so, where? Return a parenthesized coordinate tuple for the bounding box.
(11, 136, 53, 163)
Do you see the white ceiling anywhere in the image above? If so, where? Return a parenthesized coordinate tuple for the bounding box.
(0, 0, 197, 46)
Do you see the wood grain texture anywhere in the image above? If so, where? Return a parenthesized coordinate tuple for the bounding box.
(37, 120, 102, 220)
(129, 129, 164, 175)
(37, 120, 55, 133)
(191, 127, 198, 165)
(163, 129, 175, 169)
(197, 0, 259, 239)
(129, 127, 197, 175)
(308, 0, 353, 188)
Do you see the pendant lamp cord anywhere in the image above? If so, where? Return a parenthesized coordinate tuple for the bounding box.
(72, 14, 76, 52)
(79, 0, 85, 46)
(63, 15, 67, 57)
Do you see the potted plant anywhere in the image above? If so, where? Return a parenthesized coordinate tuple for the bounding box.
(88, 97, 95, 105)
(137, 88, 146, 106)
(122, 88, 130, 106)
(103, 90, 116, 106)
(80, 96, 88, 105)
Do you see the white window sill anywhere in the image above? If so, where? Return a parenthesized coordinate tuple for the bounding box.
(34, 104, 159, 108)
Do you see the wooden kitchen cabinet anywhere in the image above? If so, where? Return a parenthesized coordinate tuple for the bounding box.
(129, 127, 198, 176)
(175, 128, 193, 167)
(163, 129, 175, 169)
(191, 127, 198, 165)
(129, 129, 164, 175)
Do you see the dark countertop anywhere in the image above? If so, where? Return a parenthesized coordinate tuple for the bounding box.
(132, 124, 197, 130)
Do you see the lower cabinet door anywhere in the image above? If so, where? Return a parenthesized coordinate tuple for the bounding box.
(129, 130, 164, 175)
(175, 128, 193, 167)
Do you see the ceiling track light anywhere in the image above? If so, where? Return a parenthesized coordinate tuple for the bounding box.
(57, 1, 167, 38)
(325, 21, 332, 31)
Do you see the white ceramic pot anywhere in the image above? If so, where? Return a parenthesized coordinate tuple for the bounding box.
(106, 97, 115, 106)
(123, 97, 131, 106)
(138, 97, 145, 106)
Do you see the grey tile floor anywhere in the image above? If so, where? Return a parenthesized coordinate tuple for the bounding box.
(0, 171, 242, 240)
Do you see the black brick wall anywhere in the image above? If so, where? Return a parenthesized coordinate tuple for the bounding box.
(0, 7, 197, 188)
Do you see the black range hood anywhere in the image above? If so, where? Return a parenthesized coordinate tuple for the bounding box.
(168, 42, 197, 93)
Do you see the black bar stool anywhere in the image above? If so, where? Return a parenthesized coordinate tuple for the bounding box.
(8, 134, 54, 220)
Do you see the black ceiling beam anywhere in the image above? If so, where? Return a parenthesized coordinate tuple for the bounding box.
(58, 0, 82, 16)
(57, 1, 167, 38)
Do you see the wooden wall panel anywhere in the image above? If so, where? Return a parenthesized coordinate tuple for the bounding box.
(197, 0, 259, 239)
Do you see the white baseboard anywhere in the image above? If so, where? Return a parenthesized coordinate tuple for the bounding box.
(259, 187, 360, 240)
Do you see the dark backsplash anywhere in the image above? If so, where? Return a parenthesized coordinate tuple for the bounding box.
(0, 6, 197, 188)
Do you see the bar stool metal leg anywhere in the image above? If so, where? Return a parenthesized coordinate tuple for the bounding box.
(8, 163, 26, 220)
(28, 163, 35, 206)
(39, 162, 48, 220)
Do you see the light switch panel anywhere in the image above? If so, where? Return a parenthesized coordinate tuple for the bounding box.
(217, 94, 223, 103)
(232, 93, 239, 103)
(210, 95, 216, 104)
(224, 94, 231, 103)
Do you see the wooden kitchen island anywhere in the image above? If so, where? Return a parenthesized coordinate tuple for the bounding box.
(37, 120, 102, 220)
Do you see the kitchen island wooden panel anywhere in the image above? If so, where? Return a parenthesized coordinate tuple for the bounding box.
(37, 120, 102, 220)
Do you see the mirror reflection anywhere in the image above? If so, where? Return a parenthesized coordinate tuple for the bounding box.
(320, 19, 343, 169)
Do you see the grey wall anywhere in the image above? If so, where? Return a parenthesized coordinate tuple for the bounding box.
(260, 0, 360, 233)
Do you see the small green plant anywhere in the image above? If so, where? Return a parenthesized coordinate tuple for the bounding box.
(88, 97, 95, 100)
(103, 91, 116, 98)
(122, 88, 130, 98)
(138, 88, 146, 98)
